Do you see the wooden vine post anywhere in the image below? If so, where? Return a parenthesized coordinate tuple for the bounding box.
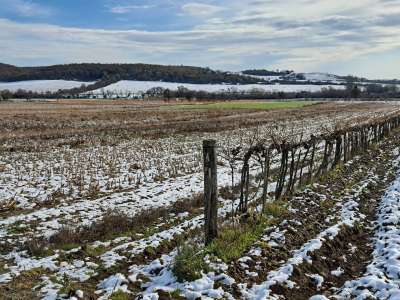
(203, 140, 218, 246)
(261, 148, 271, 213)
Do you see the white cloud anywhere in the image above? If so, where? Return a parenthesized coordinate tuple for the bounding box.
(181, 2, 224, 16)
(1, 0, 54, 17)
(109, 4, 156, 14)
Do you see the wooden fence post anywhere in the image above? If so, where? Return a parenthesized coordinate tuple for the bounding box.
(203, 140, 218, 246)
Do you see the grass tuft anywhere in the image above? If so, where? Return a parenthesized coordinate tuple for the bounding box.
(82, 244, 107, 257)
(109, 291, 131, 300)
(206, 216, 274, 263)
(206, 227, 256, 262)
(262, 200, 288, 218)
(172, 244, 208, 282)
(25, 238, 53, 257)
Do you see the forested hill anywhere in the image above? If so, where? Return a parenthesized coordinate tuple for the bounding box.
(242, 69, 293, 76)
(0, 63, 263, 84)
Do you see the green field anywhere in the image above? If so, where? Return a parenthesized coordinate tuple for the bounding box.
(171, 101, 316, 110)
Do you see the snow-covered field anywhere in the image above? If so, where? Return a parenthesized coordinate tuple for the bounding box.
(1, 103, 400, 299)
(80, 141, 400, 300)
(302, 72, 344, 83)
(90, 80, 345, 94)
(0, 80, 94, 93)
(0, 108, 385, 212)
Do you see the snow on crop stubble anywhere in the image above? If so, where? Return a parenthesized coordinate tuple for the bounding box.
(1, 100, 400, 299)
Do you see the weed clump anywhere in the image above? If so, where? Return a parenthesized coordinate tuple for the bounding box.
(25, 238, 53, 257)
(48, 192, 204, 250)
(109, 290, 131, 300)
(207, 227, 254, 262)
(262, 200, 288, 218)
(172, 244, 208, 282)
(207, 216, 274, 263)
(82, 244, 107, 257)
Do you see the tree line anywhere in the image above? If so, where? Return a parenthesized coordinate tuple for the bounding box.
(1, 82, 399, 101)
(242, 69, 293, 76)
(160, 84, 398, 101)
(124, 84, 398, 101)
(0, 63, 265, 84)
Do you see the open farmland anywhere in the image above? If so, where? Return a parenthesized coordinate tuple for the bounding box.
(1, 99, 400, 300)
(169, 101, 315, 110)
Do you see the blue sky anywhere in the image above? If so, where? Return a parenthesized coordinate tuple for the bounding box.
(0, 0, 399, 79)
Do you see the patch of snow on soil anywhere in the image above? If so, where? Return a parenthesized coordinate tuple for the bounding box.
(337, 169, 400, 299)
(331, 267, 344, 277)
(0, 251, 58, 283)
(97, 273, 130, 299)
(240, 171, 377, 300)
(307, 273, 324, 289)
(125, 251, 235, 300)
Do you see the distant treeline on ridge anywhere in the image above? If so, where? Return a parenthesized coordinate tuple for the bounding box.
(0, 63, 264, 84)
(242, 69, 293, 76)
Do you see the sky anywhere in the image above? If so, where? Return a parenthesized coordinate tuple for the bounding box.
(0, 0, 399, 79)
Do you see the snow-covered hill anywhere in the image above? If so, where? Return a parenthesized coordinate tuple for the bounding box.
(86, 80, 345, 97)
(0, 80, 94, 93)
(240, 71, 345, 84)
(283, 72, 344, 84)
(303, 72, 343, 82)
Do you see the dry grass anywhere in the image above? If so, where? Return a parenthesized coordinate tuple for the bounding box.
(0, 268, 46, 300)
(46, 193, 204, 248)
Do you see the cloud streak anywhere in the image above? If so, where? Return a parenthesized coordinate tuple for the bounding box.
(108, 4, 156, 14)
(0, 0, 54, 17)
(181, 2, 224, 16)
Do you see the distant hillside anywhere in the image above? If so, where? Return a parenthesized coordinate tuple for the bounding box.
(0, 63, 264, 84)
(337, 75, 400, 85)
(242, 69, 292, 76)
